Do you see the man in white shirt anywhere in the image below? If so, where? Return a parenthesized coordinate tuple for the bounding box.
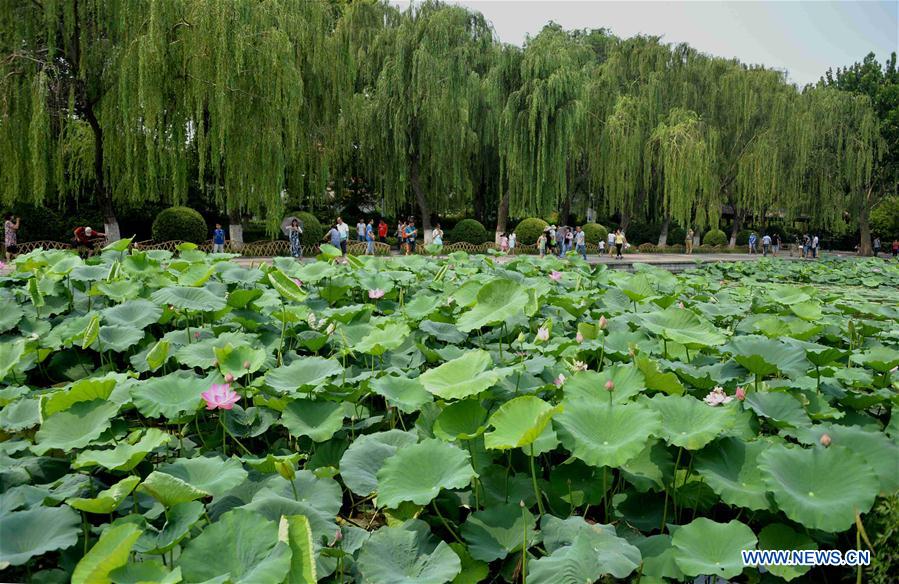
(607, 231, 615, 257)
(575, 226, 587, 260)
(761, 234, 771, 256)
(812, 235, 819, 258)
(336, 217, 349, 255)
(356, 220, 366, 242)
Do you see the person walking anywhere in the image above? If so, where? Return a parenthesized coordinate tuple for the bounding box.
(4, 213, 20, 262)
(801, 234, 810, 259)
(548, 225, 557, 256)
(565, 228, 574, 256)
(356, 219, 366, 242)
(336, 217, 349, 255)
(607, 230, 616, 257)
(213, 222, 227, 254)
(772, 233, 780, 256)
(378, 219, 388, 243)
(537, 230, 547, 258)
(761, 233, 771, 257)
(575, 226, 587, 260)
(508, 232, 516, 255)
(873, 237, 881, 257)
(614, 229, 626, 259)
(812, 234, 819, 258)
(432, 223, 444, 246)
(891, 239, 899, 259)
(285, 219, 302, 259)
(404, 218, 417, 255)
(598, 237, 605, 256)
(748, 232, 757, 254)
(499, 232, 509, 253)
(685, 228, 694, 254)
(397, 220, 406, 252)
(365, 219, 375, 255)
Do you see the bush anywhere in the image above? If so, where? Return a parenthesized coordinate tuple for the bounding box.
(667, 224, 687, 245)
(703, 228, 728, 247)
(581, 223, 608, 245)
(736, 229, 752, 246)
(623, 222, 660, 245)
(450, 219, 489, 244)
(513, 218, 549, 245)
(152, 206, 208, 243)
(638, 243, 656, 253)
(287, 211, 324, 247)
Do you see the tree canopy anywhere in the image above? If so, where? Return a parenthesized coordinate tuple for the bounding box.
(1, 0, 894, 251)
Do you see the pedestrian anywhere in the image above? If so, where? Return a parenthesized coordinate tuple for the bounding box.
(212, 222, 227, 254)
(575, 225, 587, 260)
(598, 237, 605, 256)
(4, 213, 20, 262)
(324, 222, 342, 252)
(748, 232, 757, 254)
(607, 230, 616, 257)
(614, 229, 626, 259)
(500, 232, 509, 253)
(761, 233, 771, 257)
(72, 225, 105, 258)
(365, 218, 375, 255)
(873, 237, 881, 257)
(378, 219, 388, 243)
(404, 218, 417, 255)
(508, 232, 516, 255)
(801, 234, 810, 259)
(335, 217, 349, 255)
(685, 228, 694, 254)
(892, 239, 899, 258)
(432, 223, 444, 246)
(537, 230, 547, 258)
(397, 220, 406, 252)
(565, 228, 574, 256)
(812, 234, 819, 258)
(548, 225, 557, 256)
(283, 219, 300, 259)
(772, 233, 780, 256)
(356, 219, 366, 242)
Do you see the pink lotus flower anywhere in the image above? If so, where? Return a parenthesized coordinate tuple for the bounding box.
(549, 271, 562, 281)
(678, 302, 685, 309)
(369, 289, 385, 299)
(536, 327, 550, 342)
(604, 380, 614, 392)
(576, 331, 584, 343)
(598, 315, 608, 329)
(819, 433, 832, 447)
(703, 386, 733, 406)
(554, 374, 566, 387)
(293, 278, 303, 287)
(201, 383, 240, 410)
(194, 331, 201, 339)
(735, 386, 746, 401)
(224, 372, 235, 383)
(0, 261, 6, 270)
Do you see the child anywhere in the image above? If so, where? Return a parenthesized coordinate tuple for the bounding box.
(598, 238, 605, 255)
(213, 223, 226, 253)
(500, 233, 509, 252)
(508, 232, 516, 255)
(537, 231, 547, 258)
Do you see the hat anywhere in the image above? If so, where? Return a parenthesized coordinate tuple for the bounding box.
(85, 227, 93, 235)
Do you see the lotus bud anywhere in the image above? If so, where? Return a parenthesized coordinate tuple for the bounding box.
(598, 315, 608, 329)
(819, 433, 831, 447)
(550, 271, 562, 281)
(735, 387, 746, 401)
(275, 460, 296, 481)
(242, 360, 251, 370)
(605, 380, 614, 392)
(224, 372, 235, 383)
(576, 331, 584, 343)
(536, 327, 550, 342)
(212, 359, 218, 367)
(326, 323, 336, 335)
(678, 302, 685, 309)
(293, 278, 303, 287)
(333, 528, 343, 543)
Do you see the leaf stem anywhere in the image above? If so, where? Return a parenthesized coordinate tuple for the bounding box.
(529, 444, 545, 516)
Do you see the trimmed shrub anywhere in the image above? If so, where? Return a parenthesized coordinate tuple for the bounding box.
(703, 228, 727, 247)
(736, 229, 752, 246)
(152, 206, 208, 243)
(450, 219, 489, 244)
(667, 224, 687, 245)
(581, 223, 608, 245)
(514, 218, 549, 245)
(287, 211, 324, 247)
(638, 242, 656, 253)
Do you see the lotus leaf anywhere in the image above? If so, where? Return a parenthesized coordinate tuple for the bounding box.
(356, 522, 461, 584)
(671, 518, 756, 579)
(376, 439, 475, 508)
(554, 400, 661, 467)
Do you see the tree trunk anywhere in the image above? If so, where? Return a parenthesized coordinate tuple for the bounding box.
(83, 103, 120, 242)
(657, 215, 670, 246)
(228, 208, 244, 250)
(858, 190, 873, 256)
(410, 151, 432, 242)
(560, 193, 572, 226)
(619, 211, 630, 232)
(495, 190, 510, 244)
(728, 208, 744, 248)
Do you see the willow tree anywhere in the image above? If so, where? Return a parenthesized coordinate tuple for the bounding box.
(0, 0, 139, 240)
(340, 1, 495, 239)
(499, 25, 595, 228)
(797, 88, 882, 253)
(643, 108, 717, 244)
(119, 0, 340, 243)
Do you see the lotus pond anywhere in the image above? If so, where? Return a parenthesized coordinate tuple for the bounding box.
(1, 243, 897, 584)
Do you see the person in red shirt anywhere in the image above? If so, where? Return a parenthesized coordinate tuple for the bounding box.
(73, 226, 106, 258)
(378, 219, 388, 243)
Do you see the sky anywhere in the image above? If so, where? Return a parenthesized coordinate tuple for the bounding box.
(390, 0, 898, 86)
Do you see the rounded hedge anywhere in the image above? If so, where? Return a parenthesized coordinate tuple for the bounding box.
(450, 219, 489, 244)
(514, 218, 549, 245)
(703, 229, 728, 247)
(287, 211, 324, 247)
(581, 223, 608, 245)
(152, 207, 208, 243)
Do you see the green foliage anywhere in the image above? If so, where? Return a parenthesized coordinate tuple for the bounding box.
(152, 207, 208, 243)
(703, 228, 728, 247)
(581, 222, 607, 244)
(450, 219, 489, 244)
(513, 218, 549, 244)
(871, 196, 899, 240)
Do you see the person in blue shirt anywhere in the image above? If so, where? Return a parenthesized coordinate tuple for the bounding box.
(748, 232, 758, 254)
(324, 223, 341, 250)
(213, 223, 226, 253)
(365, 219, 375, 255)
(403, 218, 418, 255)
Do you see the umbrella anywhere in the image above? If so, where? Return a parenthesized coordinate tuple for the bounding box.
(281, 216, 303, 237)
